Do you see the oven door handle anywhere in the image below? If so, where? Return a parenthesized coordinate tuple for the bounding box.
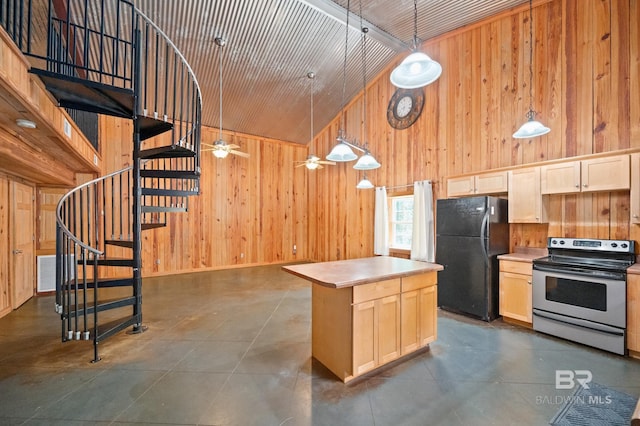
(532, 264, 626, 281)
(533, 309, 625, 336)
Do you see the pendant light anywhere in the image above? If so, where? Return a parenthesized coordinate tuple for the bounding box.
(513, 0, 550, 139)
(356, 173, 374, 189)
(390, 0, 442, 89)
(212, 36, 229, 158)
(298, 72, 336, 170)
(326, 0, 358, 163)
(353, 25, 380, 172)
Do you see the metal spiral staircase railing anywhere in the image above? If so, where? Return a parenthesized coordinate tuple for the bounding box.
(1, 0, 202, 361)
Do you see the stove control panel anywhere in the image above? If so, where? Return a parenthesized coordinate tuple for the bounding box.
(547, 237, 635, 253)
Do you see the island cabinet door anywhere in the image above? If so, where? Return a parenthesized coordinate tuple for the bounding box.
(418, 285, 437, 347)
(352, 294, 401, 376)
(401, 286, 437, 354)
(378, 294, 401, 365)
(353, 300, 377, 376)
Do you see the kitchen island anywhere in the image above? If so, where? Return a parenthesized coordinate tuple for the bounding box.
(283, 256, 443, 382)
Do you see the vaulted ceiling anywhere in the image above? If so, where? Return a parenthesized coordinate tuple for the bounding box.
(132, 0, 529, 145)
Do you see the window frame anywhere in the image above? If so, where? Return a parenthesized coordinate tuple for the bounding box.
(387, 189, 414, 257)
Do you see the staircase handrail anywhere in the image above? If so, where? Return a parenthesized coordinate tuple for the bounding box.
(56, 165, 133, 255)
(133, 7, 202, 113)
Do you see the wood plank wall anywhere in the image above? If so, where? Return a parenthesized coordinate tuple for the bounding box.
(307, 0, 640, 261)
(99, 116, 308, 276)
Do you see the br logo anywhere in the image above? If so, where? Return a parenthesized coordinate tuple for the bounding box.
(555, 370, 592, 389)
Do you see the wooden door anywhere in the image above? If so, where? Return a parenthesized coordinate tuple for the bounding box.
(10, 181, 35, 308)
(0, 177, 10, 318)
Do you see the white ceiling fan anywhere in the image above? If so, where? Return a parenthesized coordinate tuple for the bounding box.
(205, 36, 249, 160)
(202, 140, 249, 158)
(295, 154, 336, 169)
(295, 72, 334, 170)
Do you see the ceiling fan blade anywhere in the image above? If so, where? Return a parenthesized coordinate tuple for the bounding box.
(201, 142, 218, 148)
(295, 163, 307, 168)
(227, 144, 241, 150)
(318, 160, 336, 165)
(230, 150, 250, 158)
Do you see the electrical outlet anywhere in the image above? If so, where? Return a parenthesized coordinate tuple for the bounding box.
(240, 253, 244, 258)
(293, 244, 297, 255)
(155, 259, 160, 265)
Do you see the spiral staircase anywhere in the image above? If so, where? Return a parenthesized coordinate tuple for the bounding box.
(2, 0, 202, 362)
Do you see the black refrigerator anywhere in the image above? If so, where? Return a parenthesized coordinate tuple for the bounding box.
(435, 196, 509, 321)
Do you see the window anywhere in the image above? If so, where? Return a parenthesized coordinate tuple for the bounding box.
(389, 194, 414, 249)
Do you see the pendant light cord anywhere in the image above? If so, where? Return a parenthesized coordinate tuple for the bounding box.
(413, 0, 418, 50)
(528, 0, 534, 115)
(340, 0, 351, 134)
(359, 0, 368, 147)
(217, 37, 224, 141)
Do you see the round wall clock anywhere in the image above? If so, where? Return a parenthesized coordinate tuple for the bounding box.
(386, 88, 425, 130)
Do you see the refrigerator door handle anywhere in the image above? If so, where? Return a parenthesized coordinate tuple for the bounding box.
(480, 211, 489, 263)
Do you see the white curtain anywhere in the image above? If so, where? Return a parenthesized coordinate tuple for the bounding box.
(411, 180, 435, 262)
(374, 186, 389, 255)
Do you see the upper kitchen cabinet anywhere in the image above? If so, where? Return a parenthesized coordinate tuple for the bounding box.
(447, 171, 508, 198)
(541, 155, 630, 195)
(632, 153, 640, 224)
(508, 167, 548, 223)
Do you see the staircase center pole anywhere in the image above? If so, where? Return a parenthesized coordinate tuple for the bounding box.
(131, 26, 145, 333)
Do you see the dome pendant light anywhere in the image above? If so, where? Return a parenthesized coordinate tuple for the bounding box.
(356, 173, 374, 189)
(513, 0, 550, 139)
(327, 0, 357, 163)
(390, 0, 442, 89)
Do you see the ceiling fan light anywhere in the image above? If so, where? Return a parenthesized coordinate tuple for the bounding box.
(390, 51, 442, 89)
(213, 149, 229, 159)
(353, 152, 381, 170)
(305, 161, 320, 170)
(356, 177, 374, 189)
(326, 142, 357, 162)
(513, 116, 550, 139)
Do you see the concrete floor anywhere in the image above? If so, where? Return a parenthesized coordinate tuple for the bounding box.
(1, 264, 640, 425)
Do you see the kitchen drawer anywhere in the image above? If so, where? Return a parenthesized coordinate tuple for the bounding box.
(401, 273, 437, 292)
(353, 279, 401, 304)
(500, 260, 532, 275)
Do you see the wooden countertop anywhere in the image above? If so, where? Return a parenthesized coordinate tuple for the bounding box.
(497, 247, 547, 263)
(282, 256, 443, 289)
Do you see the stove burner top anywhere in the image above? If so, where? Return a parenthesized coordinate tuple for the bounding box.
(533, 237, 636, 273)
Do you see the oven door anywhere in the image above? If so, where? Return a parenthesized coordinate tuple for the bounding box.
(532, 265, 626, 328)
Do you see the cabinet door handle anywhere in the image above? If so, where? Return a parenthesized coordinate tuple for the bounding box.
(527, 280, 532, 285)
(583, 184, 588, 188)
(634, 215, 639, 219)
(575, 184, 580, 188)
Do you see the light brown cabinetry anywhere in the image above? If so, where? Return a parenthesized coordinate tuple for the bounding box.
(309, 271, 438, 382)
(508, 167, 548, 223)
(447, 171, 508, 198)
(541, 155, 630, 195)
(400, 274, 437, 355)
(352, 279, 401, 376)
(499, 260, 533, 325)
(628, 274, 640, 356)
(631, 153, 640, 224)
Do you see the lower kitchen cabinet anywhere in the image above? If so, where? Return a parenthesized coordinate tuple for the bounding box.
(311, 271, 439, 382)
(628, 274, 640, 356)
(353, 293, 401, 376)
(400, 274, 437, 355)
(499, 259, 533, 325)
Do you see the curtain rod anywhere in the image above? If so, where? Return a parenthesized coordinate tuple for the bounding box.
(382, 180, 435, 191)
